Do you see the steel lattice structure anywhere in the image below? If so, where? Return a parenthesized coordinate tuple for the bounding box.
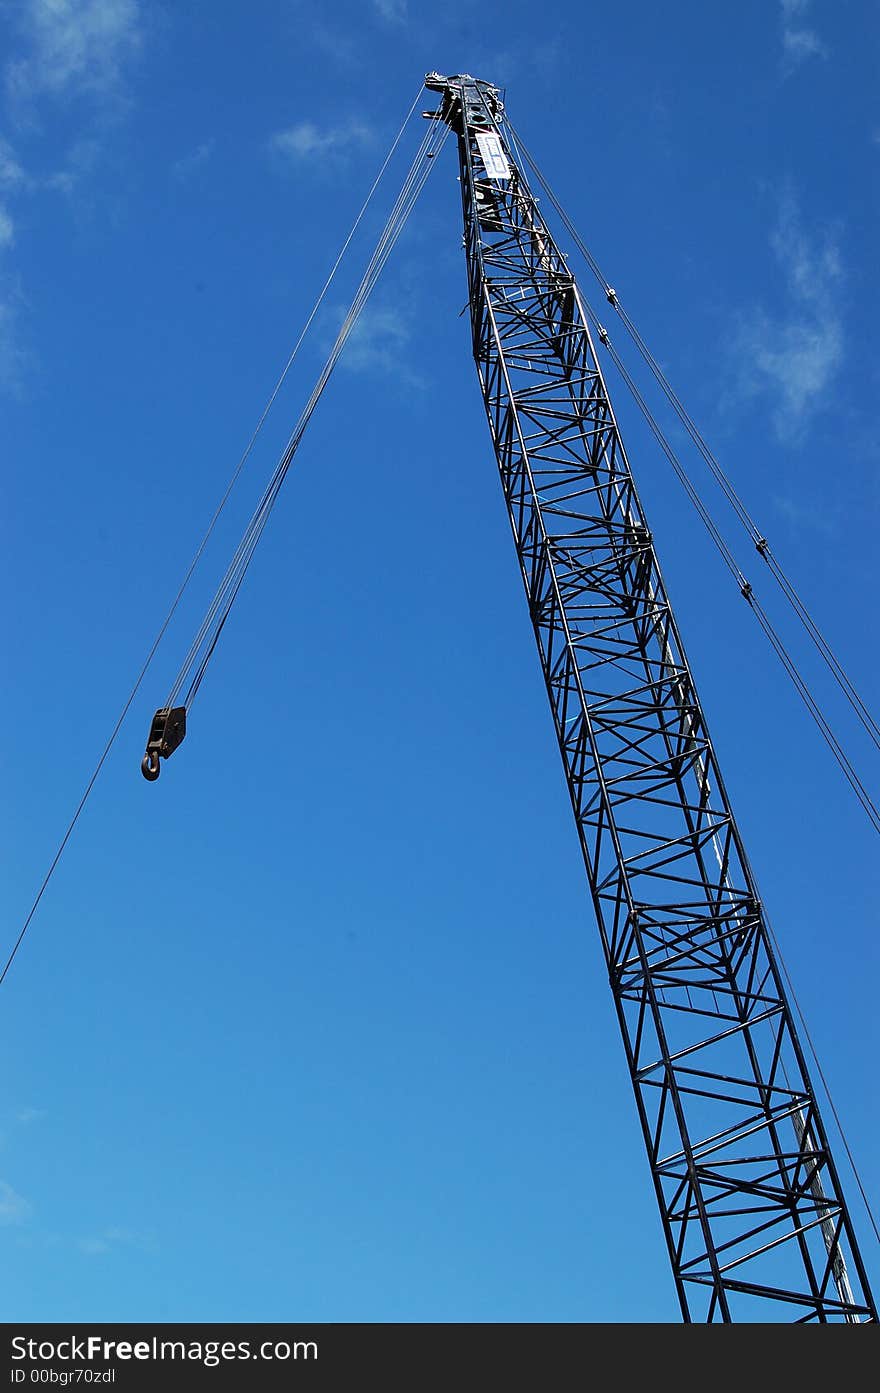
(425, 72, 877, 1323)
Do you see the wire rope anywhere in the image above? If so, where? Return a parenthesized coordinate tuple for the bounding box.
(499, 112, 880, 1251)
(499, 113, 880, 836)
(503, 115, 880, 757)
(600, 329, 880, 837)
(1, 88, 429, 986)
(163, 116, 449, 714)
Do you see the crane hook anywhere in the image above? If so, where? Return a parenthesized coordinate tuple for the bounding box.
(140, 705, 187, 783)
(141, 750, 161, 781)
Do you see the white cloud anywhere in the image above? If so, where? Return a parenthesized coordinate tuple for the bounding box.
(344, 304, 409, 371)
(736, 191, 843, 442)
(271, 120, 373, 162)
(16, 1106, 47, 1125)
(0, 1179, 31, 1224)
(783, 27, 825, 65)
(172, 138, 216, 181)
(78, 1235, 111, 1254)
(0, 140, 26, 189)
(339, 301, 427, 389)
(468, 38, 562, 87)
(77, 1225, 152, 1256)
(769, 195, 841, 300)
(746, 311, 841, 433)
(773, 492, 837, 536)
(5, 0, 142, 108)
(0, 4, 142, 395)
(373, 0, 407, 22)
(307, 22, 360, 67)
(780, 0, 827, 72)
(0, 288, 28, 392)
(42, 137, 102, 194)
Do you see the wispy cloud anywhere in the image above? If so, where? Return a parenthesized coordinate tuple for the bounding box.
(5, 0, 142, 111)
(0, 1179, 31, 1224)
(339, 301, 426, 389)
(271, 120, 374, 163)
(780, 0, 827, 73)
(172, 138, 216, 181)
(78, 1231, 118, 1255)
(468, 38, 563, 87)
(285, 2, 365, 66)
(0, 139, 26, 189)
(373, 0, 407, 22)
(307, 22, 360, 67)
(77, 1225, 154, 1256)
(735, 189, 843, 442)
(42, 137, 103, 195)
(0, 4, 143, 393)
(0, 194, 33, 392)
(773, 492, 837, 536)
(0, 1105, 46, 1169)
(0, 280, 29, 393)
(16, 1106, 47, 1126)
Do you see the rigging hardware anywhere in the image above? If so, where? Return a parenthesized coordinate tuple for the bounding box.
(141, 706, 186, 781)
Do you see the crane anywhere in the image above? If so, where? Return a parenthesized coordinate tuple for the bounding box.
(418, 71, 876, 1323)
(133, 72, 877, 1322)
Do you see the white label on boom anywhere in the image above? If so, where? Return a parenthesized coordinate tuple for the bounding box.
(476, 131, 510, 180)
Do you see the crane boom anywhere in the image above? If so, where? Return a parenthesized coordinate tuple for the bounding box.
(426, 71, 876, 1323)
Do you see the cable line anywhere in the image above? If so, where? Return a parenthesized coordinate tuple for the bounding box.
(499, 115, 880, 836)
(175, 117, 446, 712)
(592, 314, 880, 1240)
(497, 90, 880, 1296)
(141, 111, 450, 778)
(504, 115, 880, 757)
(598, 323, 880, 838)
(763, 903, 880, 1250)
(1, 88, 429, 984)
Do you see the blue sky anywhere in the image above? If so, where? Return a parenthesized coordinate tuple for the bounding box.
(1, 0, 878, 1322)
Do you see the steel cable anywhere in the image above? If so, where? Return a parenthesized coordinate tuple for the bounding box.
(165, 96, 438, 708)
(166, 116, 449, 713)
(1, 88, 429, 987)
(600, 329, 880, 837)
(503, 115, 880, 757)
(499, 113, 880, 836)
(501, 108, 880, 1259)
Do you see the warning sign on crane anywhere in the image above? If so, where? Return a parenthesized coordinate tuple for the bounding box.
(475, 130, 510, 180)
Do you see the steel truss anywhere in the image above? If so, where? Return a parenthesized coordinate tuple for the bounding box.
(425, 72, 877, 1323)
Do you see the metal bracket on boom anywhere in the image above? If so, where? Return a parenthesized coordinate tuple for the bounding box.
(141, 706, 186, 781)
(424, 72, 504, 135)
